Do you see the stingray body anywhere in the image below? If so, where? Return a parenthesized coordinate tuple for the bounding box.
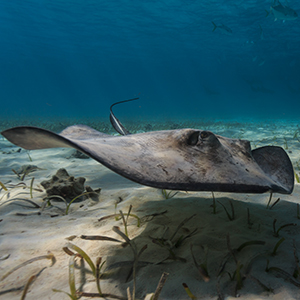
(1, 100, 294, 194)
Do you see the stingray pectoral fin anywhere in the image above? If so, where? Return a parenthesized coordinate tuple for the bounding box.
(252, 146, 294, 194)
(1, 126, 77, 150)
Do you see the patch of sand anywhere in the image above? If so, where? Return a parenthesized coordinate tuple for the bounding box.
(1, 123, 300, 300)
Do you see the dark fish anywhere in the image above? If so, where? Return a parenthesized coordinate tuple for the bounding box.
(212, 22, 232, 34)
(268, 0, 298, 21)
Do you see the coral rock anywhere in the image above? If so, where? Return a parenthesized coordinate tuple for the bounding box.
(41, 168, 86, 201)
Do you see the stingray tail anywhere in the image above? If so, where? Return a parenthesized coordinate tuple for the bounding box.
(109, 98, 139, 135)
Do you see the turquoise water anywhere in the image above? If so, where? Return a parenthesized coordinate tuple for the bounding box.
(0, 1, 299, 121)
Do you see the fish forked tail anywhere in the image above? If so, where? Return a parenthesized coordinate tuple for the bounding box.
(212, 21, 218, 31)
(265, 9, 270, 17)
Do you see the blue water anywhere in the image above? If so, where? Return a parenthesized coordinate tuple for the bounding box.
(0, 0, 299, 121)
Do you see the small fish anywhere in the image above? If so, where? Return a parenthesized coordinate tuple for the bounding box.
(212, 22, 232, 34)
(267, 0, 298, 21)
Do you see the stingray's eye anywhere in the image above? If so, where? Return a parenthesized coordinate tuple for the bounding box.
(187, 131, 200, 146)
(200, 131, 210, 139)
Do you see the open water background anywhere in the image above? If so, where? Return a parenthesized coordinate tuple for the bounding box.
(0, 0, 299, 122)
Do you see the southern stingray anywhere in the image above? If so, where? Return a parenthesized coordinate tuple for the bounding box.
(1, 99, 294, 194)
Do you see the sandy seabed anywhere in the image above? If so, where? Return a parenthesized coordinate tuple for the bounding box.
(1, 119, 300, 300)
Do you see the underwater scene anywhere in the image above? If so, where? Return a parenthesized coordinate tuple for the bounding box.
(1, 1, 300, 299)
